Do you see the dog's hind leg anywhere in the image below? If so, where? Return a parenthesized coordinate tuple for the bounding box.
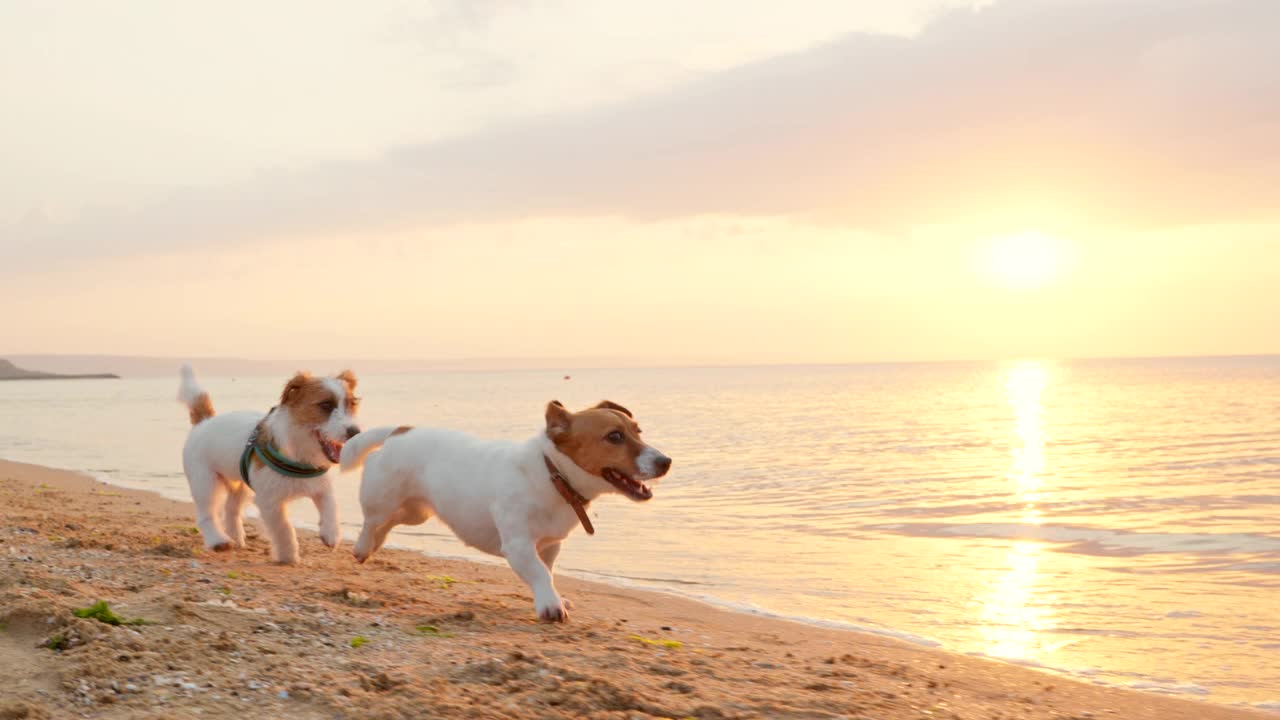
(354, 461, 429, 562)
(188, 469, 232, 551)
(223, 480, 251, 548)
(353, 508, 402, 564)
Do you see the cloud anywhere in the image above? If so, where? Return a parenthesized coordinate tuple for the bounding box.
(6, 0, 1278, 273)
(415, 0, 543, 38)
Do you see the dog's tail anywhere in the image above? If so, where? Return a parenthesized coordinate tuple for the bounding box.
(339, 426, 405, 472)
(178, 364, 215, 425)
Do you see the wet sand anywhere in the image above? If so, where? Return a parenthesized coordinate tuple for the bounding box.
(0, 458, 1269, 719)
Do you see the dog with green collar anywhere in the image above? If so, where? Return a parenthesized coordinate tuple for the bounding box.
(178, 365, 361, 564)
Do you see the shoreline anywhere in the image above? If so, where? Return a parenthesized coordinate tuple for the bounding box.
(51, 461, 961, 656)
(1, 457, 1272, 719)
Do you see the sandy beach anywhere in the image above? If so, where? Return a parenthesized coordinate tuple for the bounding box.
(0, 458, 1269, 720)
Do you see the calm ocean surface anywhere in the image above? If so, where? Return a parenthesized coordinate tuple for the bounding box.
(2, 358, 1277, 709)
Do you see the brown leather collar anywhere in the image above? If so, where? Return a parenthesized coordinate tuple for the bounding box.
(544, 454, 594, 535)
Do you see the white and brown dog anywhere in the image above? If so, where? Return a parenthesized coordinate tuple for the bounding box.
(177, 365, 361, 564)
(339, 400, 672, 621)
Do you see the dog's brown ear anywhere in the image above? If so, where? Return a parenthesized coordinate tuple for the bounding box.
(546, 400, 572, 440)
(337, 369, 357, 392)
(281, 372, 311, 405)
(594, 400, 633, 418)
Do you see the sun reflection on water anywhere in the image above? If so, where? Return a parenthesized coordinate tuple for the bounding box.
(1006, 361, 1048, 523)
(977, 360, 1056, 661)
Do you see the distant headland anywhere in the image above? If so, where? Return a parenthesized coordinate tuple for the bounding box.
(0, 358, 119, 381)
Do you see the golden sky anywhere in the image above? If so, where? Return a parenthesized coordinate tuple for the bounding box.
(2, 0, 1278, 364)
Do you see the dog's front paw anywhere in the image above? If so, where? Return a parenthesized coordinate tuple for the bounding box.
(535, 596, 569, 623)
(320, 530, 340, 550)
(271, 552, 301, 566)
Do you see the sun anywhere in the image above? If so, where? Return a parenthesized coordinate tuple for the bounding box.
(981, 231, 1072, 290)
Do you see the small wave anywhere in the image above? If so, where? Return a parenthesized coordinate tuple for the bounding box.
(964, 654, 1221, 700)
(678, 598, 944, 648)
(570, 569, 707, 587)
(869, 521, 1280, 555)
(1152, 455, 1280, 471)
(1128, 680, 1211, 696)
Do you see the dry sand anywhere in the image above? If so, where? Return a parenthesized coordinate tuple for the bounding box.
(0, 458, 1269, 720)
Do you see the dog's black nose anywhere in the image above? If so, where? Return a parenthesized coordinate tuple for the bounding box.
(655, 455, 673, 475)
(346, 426, 361, 440)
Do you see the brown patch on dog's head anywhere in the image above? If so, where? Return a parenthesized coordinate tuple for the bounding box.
(188, 392, 215, 425)
(592, 400, 632, 418)
(337, 369, 357, 392)
(281, 371, 312, 406)
(335, 371, 361, 414)
(281, 372, 339, 426)
(545, 400, 671, 501)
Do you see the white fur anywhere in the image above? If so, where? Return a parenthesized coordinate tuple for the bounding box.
(177, 366, 358, 564)
(318, 378, 357, 445)
(177, 364, 204, 406)
(635, 445, 664, 478)
(339, 426, 400, 472)
(342, 424, 668, 622)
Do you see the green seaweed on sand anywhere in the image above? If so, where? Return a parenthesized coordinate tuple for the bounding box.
(629, 634, 683, 649)
(350, 636, 369, 648)
(72, 601, 147, 626)
(414, 624, 454, 638)
(426, 575, 463, 589)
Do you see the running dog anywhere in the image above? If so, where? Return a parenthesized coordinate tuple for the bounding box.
(178, 365, 361, 564)
(339, 400, 672, 621)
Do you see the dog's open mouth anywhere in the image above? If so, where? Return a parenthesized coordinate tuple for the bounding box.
(316, 431, 344, 464)
(602, 467, 653, 501)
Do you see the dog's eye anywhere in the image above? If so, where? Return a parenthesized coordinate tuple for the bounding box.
(605, 430, 624, 444)
(318, 400, 337, 413)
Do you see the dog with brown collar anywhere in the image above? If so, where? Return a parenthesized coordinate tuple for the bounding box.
(339, 400, 672, 621)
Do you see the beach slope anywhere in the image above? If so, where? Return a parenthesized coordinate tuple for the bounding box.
(0, 459, 1268, 719)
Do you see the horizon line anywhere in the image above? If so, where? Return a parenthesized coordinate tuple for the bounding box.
(5, 351, 1278, 376)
